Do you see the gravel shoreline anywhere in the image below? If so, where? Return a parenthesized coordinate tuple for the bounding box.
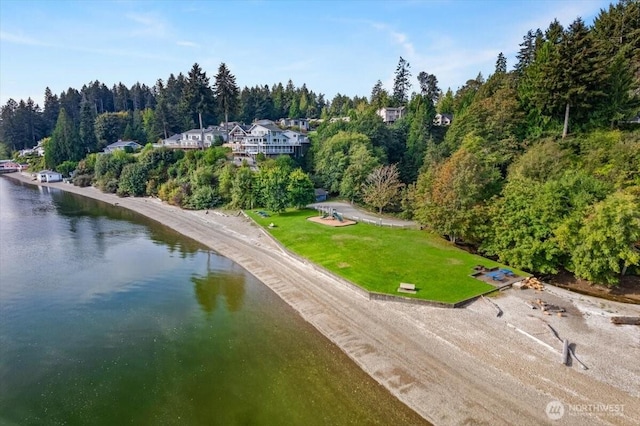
(5, 173, 640, 425)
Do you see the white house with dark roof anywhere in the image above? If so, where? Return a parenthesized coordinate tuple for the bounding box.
(158, 126, 227, 150)
(225, 119, 309, 159)
(279, 118, 310, 131)
(434, 113, 453, 126)
(377, 107, 405, 124)
(225, 124, 252, 155)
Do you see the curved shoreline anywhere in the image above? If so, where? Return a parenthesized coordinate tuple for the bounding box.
(5, 173, 640, 426)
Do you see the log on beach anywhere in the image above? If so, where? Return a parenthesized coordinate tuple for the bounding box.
(610, 316, 640, 325)
(562, 339, 570, 366)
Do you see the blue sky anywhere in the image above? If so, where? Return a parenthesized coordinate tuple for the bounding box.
(0, 0, 611, 108)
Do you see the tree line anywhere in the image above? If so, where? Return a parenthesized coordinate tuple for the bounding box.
(1, 0, 638, 286)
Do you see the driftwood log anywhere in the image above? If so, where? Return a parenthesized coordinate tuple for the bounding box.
(482, 296, 503, 317)
(610, 316, 640, 325)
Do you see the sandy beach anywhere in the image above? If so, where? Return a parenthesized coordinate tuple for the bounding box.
(5, 172, 640, 425)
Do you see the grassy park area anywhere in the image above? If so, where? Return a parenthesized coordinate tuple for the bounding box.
(248, 209, 525, 304)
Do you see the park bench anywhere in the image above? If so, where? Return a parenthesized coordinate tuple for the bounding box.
(398, 282, 417, 294)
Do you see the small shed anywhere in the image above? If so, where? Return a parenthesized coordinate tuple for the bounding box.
(37, 170, 63, 183)
(315, 188, 329, 202)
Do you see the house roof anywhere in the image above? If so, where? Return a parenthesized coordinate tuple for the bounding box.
(254, 119, 276, 126)
(106, 140, 142, 149)
(228, 124, 250, 134)
(252, 123, 283, 133)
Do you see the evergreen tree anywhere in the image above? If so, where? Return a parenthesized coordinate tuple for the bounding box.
(417, 72, 440, 105)
(436, 88, 455, 114)
(272, 82, 285, 118)
(283, 79, 296, 115)
(545, 19, 565, 44)
(495, 52, 507, 74)
(370, 80, 389, 109)
(113, 83, 131, 112)
(0, 99, 19, 150)
(43, 87, 60, 135)
(59, 88, 82, 126)
(46, 108, 83, 168)
(401, 95, 435, 182)
(393, 56, 411, 106)
(557, 18, 606, 137)
(515, 30, 536, 74)
(289, 97, 301, 119)
(214, 63, 240, 139)
(79, 98, 98, 153)
(184, 63, 215, 130)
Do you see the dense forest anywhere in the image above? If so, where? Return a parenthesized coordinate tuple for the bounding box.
(1, 0, 639, 286)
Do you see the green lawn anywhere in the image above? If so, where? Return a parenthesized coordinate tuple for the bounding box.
(248, 209, 525, 304)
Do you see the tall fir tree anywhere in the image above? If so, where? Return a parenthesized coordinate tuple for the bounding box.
(417, 72, 440, 105)
(183, 63, 215, 129)
(79, 97, 98, 153)
(495, 52, 507, 74)
(393, 57, 411, 106)
(213, 63, 240, 139)
(43, 87, 60, 135)
(46, 108, 83, 168)
(557, 18, 606, 137)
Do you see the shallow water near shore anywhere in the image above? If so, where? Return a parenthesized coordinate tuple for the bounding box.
(0, 177, 427, 425)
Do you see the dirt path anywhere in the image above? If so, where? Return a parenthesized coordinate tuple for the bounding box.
(309, 201, 416, 228)
(6, 174, 640, 425)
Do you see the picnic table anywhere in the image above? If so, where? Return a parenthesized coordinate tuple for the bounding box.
(487, 271, 505, 281)
(499, 268, 515, 277)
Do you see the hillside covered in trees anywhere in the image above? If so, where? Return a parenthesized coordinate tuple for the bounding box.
(1, 0, 639, 287)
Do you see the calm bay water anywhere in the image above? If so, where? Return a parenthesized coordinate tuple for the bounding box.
(0, 177, 426, 425)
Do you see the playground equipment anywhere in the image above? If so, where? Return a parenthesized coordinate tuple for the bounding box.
(317, 206, 345, 222)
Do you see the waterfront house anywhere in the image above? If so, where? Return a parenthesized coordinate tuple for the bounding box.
(37, 170, 63, 183)
(377, 107, 405, 124)
(279, 118, 310, 131)
(240, 121, 310, 160)
(434, 113, 453, 126)
(225, 124, 252, 156)
(0, 161, 21, 173)
(158, 126, 227, 150)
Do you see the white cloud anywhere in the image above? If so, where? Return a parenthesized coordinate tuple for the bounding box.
(370, 20, 496, 92)
(176, 40, 199, 48)
(0, 31, 48, 46)
(125, 12, 168, 38)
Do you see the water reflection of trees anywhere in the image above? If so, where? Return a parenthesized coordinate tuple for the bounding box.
(192, 269, 246, 314)
(50, 190, 204, 256)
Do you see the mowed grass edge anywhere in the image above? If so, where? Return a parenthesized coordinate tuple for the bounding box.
(248, 209, 523, 304)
